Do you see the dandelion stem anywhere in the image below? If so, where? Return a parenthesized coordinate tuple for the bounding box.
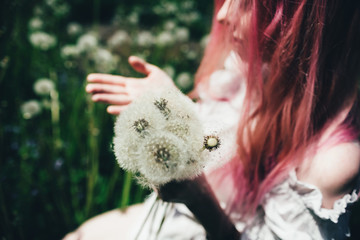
(134, 195, 159, 240)
(49, 70, 61, 154)
(155, 202, 172, 240)
(119, 171, 133, 208)
(85, 100, 99, 217)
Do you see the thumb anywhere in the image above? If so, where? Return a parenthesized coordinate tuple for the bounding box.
(128, 56, 156, 75)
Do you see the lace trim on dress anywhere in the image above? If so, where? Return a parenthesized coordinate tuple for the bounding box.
(288, 170, 358, 223)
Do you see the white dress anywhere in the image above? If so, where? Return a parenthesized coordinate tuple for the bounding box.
(130, 53, 359, 240)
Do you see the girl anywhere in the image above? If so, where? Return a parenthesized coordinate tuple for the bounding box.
(65, 0, 360, 239)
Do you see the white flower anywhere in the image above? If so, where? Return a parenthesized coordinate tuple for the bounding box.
(21, 100, 42, 119)
(139, 133, 202, 186)
(174, 27, 189, 42)
(136, 31, 154, 47)
(186, 51, 197, 60)
(77, 33, 98, 53)
(61, 45, 80, 58)
(92, 48, 117, 73)
(114, 92, 167, 172)
(33, 78, 55, 96)
(163, 65, 175, 78)
(200, 34, 210, 48)
(94, 48, 114, 63)
(113, 88, 206, 187)
(181, 0, 194, 10)
(29, 18, 43, 30)
(127, 12, 139, 24)
(164, 20, 176, 31)
(176, 72, 192, 89)
(107, 30, 130, 48)
(153, 2, 178, 15)
(156, 31, 175, 47)
(177, 11, 200, 25)
(163, 2, 178, 14)
(29, 32, 57, 50)
(67, 22, 82, 36)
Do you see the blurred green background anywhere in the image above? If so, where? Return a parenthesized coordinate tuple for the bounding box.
(0, 0, 212, 239)
(0, 0, 359, 239)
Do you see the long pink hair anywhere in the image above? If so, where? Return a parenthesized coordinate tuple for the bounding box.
(196, 0, 360, 217)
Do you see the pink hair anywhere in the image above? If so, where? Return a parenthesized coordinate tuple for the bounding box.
(198, 0, 360, 217)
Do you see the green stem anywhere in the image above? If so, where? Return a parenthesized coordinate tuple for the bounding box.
(104, 167, 120, 205)
(119, 171, 133, 208)
(49, 70, 61, 153)
(85, 101, 99, 217)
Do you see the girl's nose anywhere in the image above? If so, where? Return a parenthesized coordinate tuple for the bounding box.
(216, 0, 232, 24)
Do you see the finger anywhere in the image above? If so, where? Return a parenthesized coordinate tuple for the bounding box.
(87, 73, 127, 85)
(86, 83, 127, 94)
(128, 56, 157, 75)
(91, 94, 132, 105)
(107, 105, 128, 115)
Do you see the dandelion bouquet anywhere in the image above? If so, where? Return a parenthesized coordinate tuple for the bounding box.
(113, 88, 220, 187)
(113, 87, 240, 239)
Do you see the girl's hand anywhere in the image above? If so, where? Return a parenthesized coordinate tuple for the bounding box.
(86, 56, 175, 115)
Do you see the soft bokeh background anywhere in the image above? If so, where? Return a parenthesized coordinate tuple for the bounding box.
(0, 0, 359, 239)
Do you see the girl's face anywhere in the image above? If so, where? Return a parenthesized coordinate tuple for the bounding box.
(217, 0, 251, 59)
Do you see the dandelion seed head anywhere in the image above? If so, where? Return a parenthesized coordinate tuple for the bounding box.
(77, 33, 98, 53)
(181, 0, 194, 10)
(92, 48, 117, 73)
(163, 65, 175, 78)
(21, 100, 42, 119)
(113, 88, 207, 186)
(204, 135, 221, 152)
(177, 11, 200, 25)
(113, 133, 143, 172)
(127, 12, 139, 24)
(156, 31, 175, 47)
(186, 51, 197, 60)
(33, 78, 55, 96)
(107, 30, 130, 48)
(67, 23, 82, 36)
(29, 32, 57, 50)
(164, 20, 176, 30)
(154, 98, 171, 119)
(174, 27, 189, 42)
(61, 45, 80, 58)
(136, 31, 155, 47)
(29, 18, 43, 30)
(139, 133, 201, 186)
(176, 72, 192, 90)
(200, 34, 210, 48)
(133, 118, 150, 136)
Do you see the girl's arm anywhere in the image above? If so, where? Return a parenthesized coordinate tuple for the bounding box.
(158, 174, 241, 240)
(297, 141, 360, 208)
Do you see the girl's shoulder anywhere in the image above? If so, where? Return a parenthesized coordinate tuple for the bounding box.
(296, 140, 360, 208)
